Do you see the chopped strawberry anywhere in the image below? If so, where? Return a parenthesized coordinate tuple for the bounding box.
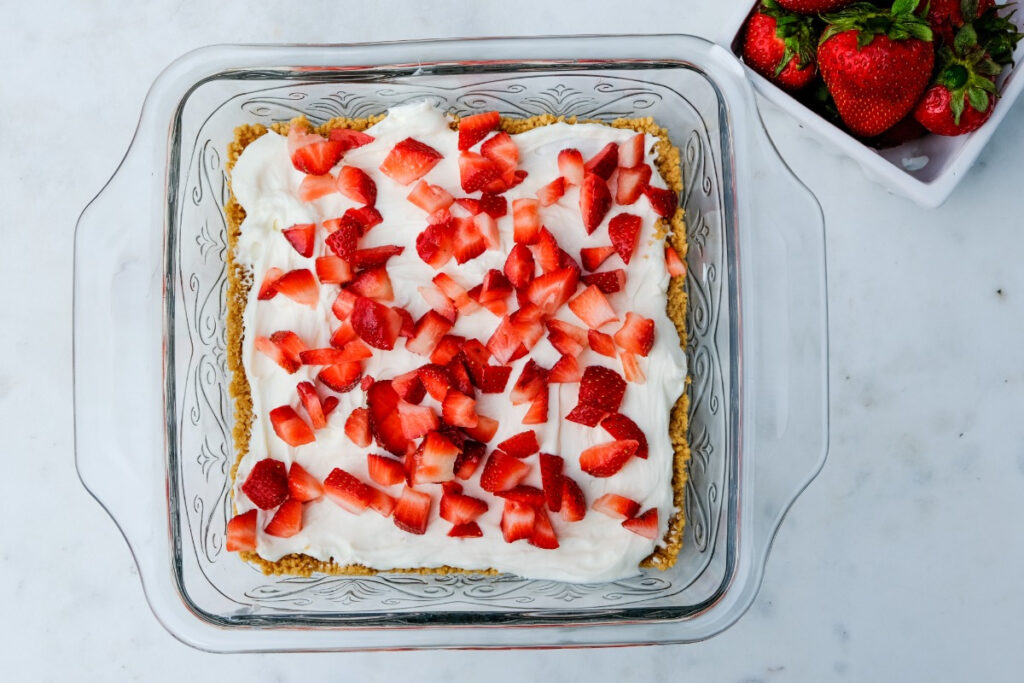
(367, 380, 409, 455)
(322, 396, 340, 418)
(296, 381, 327, 429)
(397, 400, 439, 440)
(329, 321, 357, 348)
(461, 339, 490, 366)
(273, 269, 319, 308)
(525, 267, 579, 316)
(327, 127, 374, 151)
(479, 192, 507, 218)
(411, 431, 460, 484)
(580, 246, 617, 272)
(497, 430, 539, 458)
(593, 493, 640, 520)
(317, 362, 363, 393)
(432, 273, 478, 314)
(299, 348, 350, 365)
(608, 214, 642, 264)
(479, 451, 531, 493)
(442, 389, 478, 428)
(269, 406, 316, 447)
(522, 390, 549, 425)
(379, 137, 443, 185)
(548, 354, 583, 383)
(665, 244, 686, 277)
(440, 491, 489, 525)
(504, 244, 535, 289)
(584, 142, 619, 180)
(351, 245, 404, 270)
(512, 198, 541, 245)
(475, 212, 501, 250)
(529, 509, 560, 549)
(445, 357, 474, 396)
(500, 500, 536, 543)
(225, 510, 258, 552)
(600, 413, 648, 459)
(430, 334, 464, 365)
(339, 339, 374, 362)
(538, 453, 564, 512)
(497, 485, 546, 507)
(510, 360, 547, 405)
(351, 297, 402, 350)
(560, 477, 586, 522)
(622, 508, 659, 539)
(366, 453, 405, 488)
(453, 216, 486, 264)
(536, 177, 566, 206)
(367, 487, 396, 517)
(346, 205, 383, 231)
(282, 223, 316, 258)
(361, 375, 375, 392)
(463, 414, 499, 443)
(345, 407, 372, 447)
(546, 319, 588, 357)
(407, 179, 455, 214)
(620, 350, 646, 384)
(558, 148, 585, 186)
(568, 285, 618, 328)
(579, 173, 612, 234)
(332, 289, 358, 321)
(416, 221, 455, 269)
(289, 127, 344, 175)
(466, 361, 513, 394)
(254, 331, 307, 373)
(581, 269, 626, 294)
(528, 229, 557, 276)
(456, 197, 482, 215)
(613, 312, 655, 356)
(469, 284, 507, 317)
(486, 316, 522, 364)
(315, 256, 353, 285)
(643, 185, 677, 217)
(336, 165, 377, 205)
(241, 458, 289, 509)
(448, 522, 483, 538)
(477, 270, 512, 307)
(458, 111, 500, 150)
(257, 267, 284, 300)
(393, 486, 432, 534)
(324, 215, 362, 259)
(618, 133, 645, 168)
(588, 329, 617, 358)
(323, 467, 372, 514)
(480, 132, 519, 185)
(616, 164, 651, 205)
(578, 365, 627, 412)
(298, 173, 339, 202)
(392, 369, 426, 404)
(458, 151, 502, 193)
(417, 364, 453, 402)
(348, 267, 394, 301)
(565, 403, 608, 427)
(413, 287, 454, 326)
(454, 439, 487, 479)
(264, 498, 303, 538)
(406, 310, 454, 356)
(579, 439, 638, 477)
(395, 306, 416, 338)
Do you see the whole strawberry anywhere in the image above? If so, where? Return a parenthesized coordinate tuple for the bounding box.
(778, 0, 854, 12)
(913, 24, 1002, 135)
(923, 0, 995, 46)
(817, 0, 935, 137)
(742, 0, 820, 91)
(974, 3, 1024, 66)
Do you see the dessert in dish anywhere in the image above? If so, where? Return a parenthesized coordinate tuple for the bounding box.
(223, 101, 689, 583)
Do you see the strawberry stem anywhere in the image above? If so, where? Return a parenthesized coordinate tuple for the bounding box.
(821, 1, 934, 47)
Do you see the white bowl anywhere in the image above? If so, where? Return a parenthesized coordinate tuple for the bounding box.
(718, 2, 1024, 207)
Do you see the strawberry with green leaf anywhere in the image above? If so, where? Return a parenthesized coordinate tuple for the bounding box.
(974, 3, 1024, 66)
(742, 0, 821, 91)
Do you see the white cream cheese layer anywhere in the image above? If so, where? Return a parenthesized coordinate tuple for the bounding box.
(230, 102, 687, 583)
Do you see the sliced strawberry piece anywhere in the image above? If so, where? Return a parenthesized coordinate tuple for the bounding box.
(264, 498, 303, 538)
(613, 312, 655, 357)
(395, 306, 416, 338)
(323, 467, 372, 514)
(361, 375, 375, 392)
(581, 269, 626, 294)
(367, 380, 408, 455)
(448, 522, 483, 538)
(497, 485, 546, 507)
(392, 369, 426, 404)
(528, 508, 559, 550)
(415, 221, 455, 269)
(454, 439, 487, 479)
(536, 176, 566, 206)
(478, 270, 513, 306)
(504, 244, 535, 290)
(335, 165, 377, 205)
(588, 329, 617, 358)
(329, 321, 357, 348)
(346, 205, 383, 232)
(335, 339, 373, 361)
(622, 508, 659, 539)
(257, 267, 284, 300)
(332, 290, 358, 321)
(296, 381, 327, 429)
(463, 414, 499, 443)
(241, 458, 289, 509)
(665, 244, 686, 277)
(324, 215, 362, 258)
(273, 269, 319, 308)
(345, 407, 372, 447)
(445, 357, 474, 396)
(558, 148, 585, 186)
(462, 339, 491, 366)
(392, 486, 431, 534)
(327, 127, 374, 151)
(458, 150, 502, 193)
(565, 403, 608, 427)
(466, 362, 513, 394)
(299, 348, 349, 365)
(584, 142, 618, 180)
(430, 334, 464, 365)
(531, 228, 562, 274)
(522, 389, 549, 425)
(282, 223, 316, 258)
(411, 431, 459, 484)
(510, 169, 528, 188)
(579, 173, 612, 234)
(397, 400, 439, 441)
(539, 453, 564, 512)
(512, 198, 541, 245)
(618, 132, 645, 168)
(456, 196, 482, 215)
(348, 266, 394, 301)
(510, 360, 548, 405)
(474, 212, 501, 251)
(322, 396, 340, 418)
(254, 331, 306, 373)
(351, 297, 402, 350)
(590, 494, 640, 522)
(432, 272, 478, 314)
(481, 132, 519, 185)
(486, 316, 522, 364)
(497, 430, 539, 458)
(548, 354, 583, 383)
(643, 185, 677, 217)
(580, 439, 638, 477)
(458, 111, 500, 150)
(453, 216, 486, 265)
(406, 310, 454, 356)
(469, 284, 507, 317)
(525, 267, 579, 316)
(417, 364, 453, 401)
(289, 128, 344, 175)
(367, 453, 406, 487)
(225, 510, 258, 552)
(620, 350, 646, 384)
(298, 173, 338, 202)
(440, 491, 489, 525)
(479, 192, 507, 218)
(479, 451, 531, 493)
(560, 477, 586, 522)
(608, 213, 642, 264)
(317, 362, 363, 393)
(580, 246, 617, 272)
(379, 137, 443, 185)
(315, 255, 352, 285)
(350, 245, 404, 270)
(269, 406, 315, 447)
(500, 500, 536, 543)
(367, 487, 396, 517)
(407, 179, 455, 214)
(442, 389, 478, 428)
(546, 319, 588, 357)
(568, 285, 618, 328)
(616, 164, 652, 205)
(578, 365, 627, 412)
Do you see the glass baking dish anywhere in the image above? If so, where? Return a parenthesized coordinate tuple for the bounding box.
(73, 35, 828, 651)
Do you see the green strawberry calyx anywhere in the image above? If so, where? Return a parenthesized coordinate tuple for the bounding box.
(821, 0, 934, 49)
(760, 0, 819, 76)
(974, 3, 1024, 66)
(935, 23, 1002, 124)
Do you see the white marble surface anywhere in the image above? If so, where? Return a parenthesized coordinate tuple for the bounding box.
(4, 0, 1024, 679)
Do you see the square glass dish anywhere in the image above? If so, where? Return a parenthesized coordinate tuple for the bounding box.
(73, 35, 829, 651)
